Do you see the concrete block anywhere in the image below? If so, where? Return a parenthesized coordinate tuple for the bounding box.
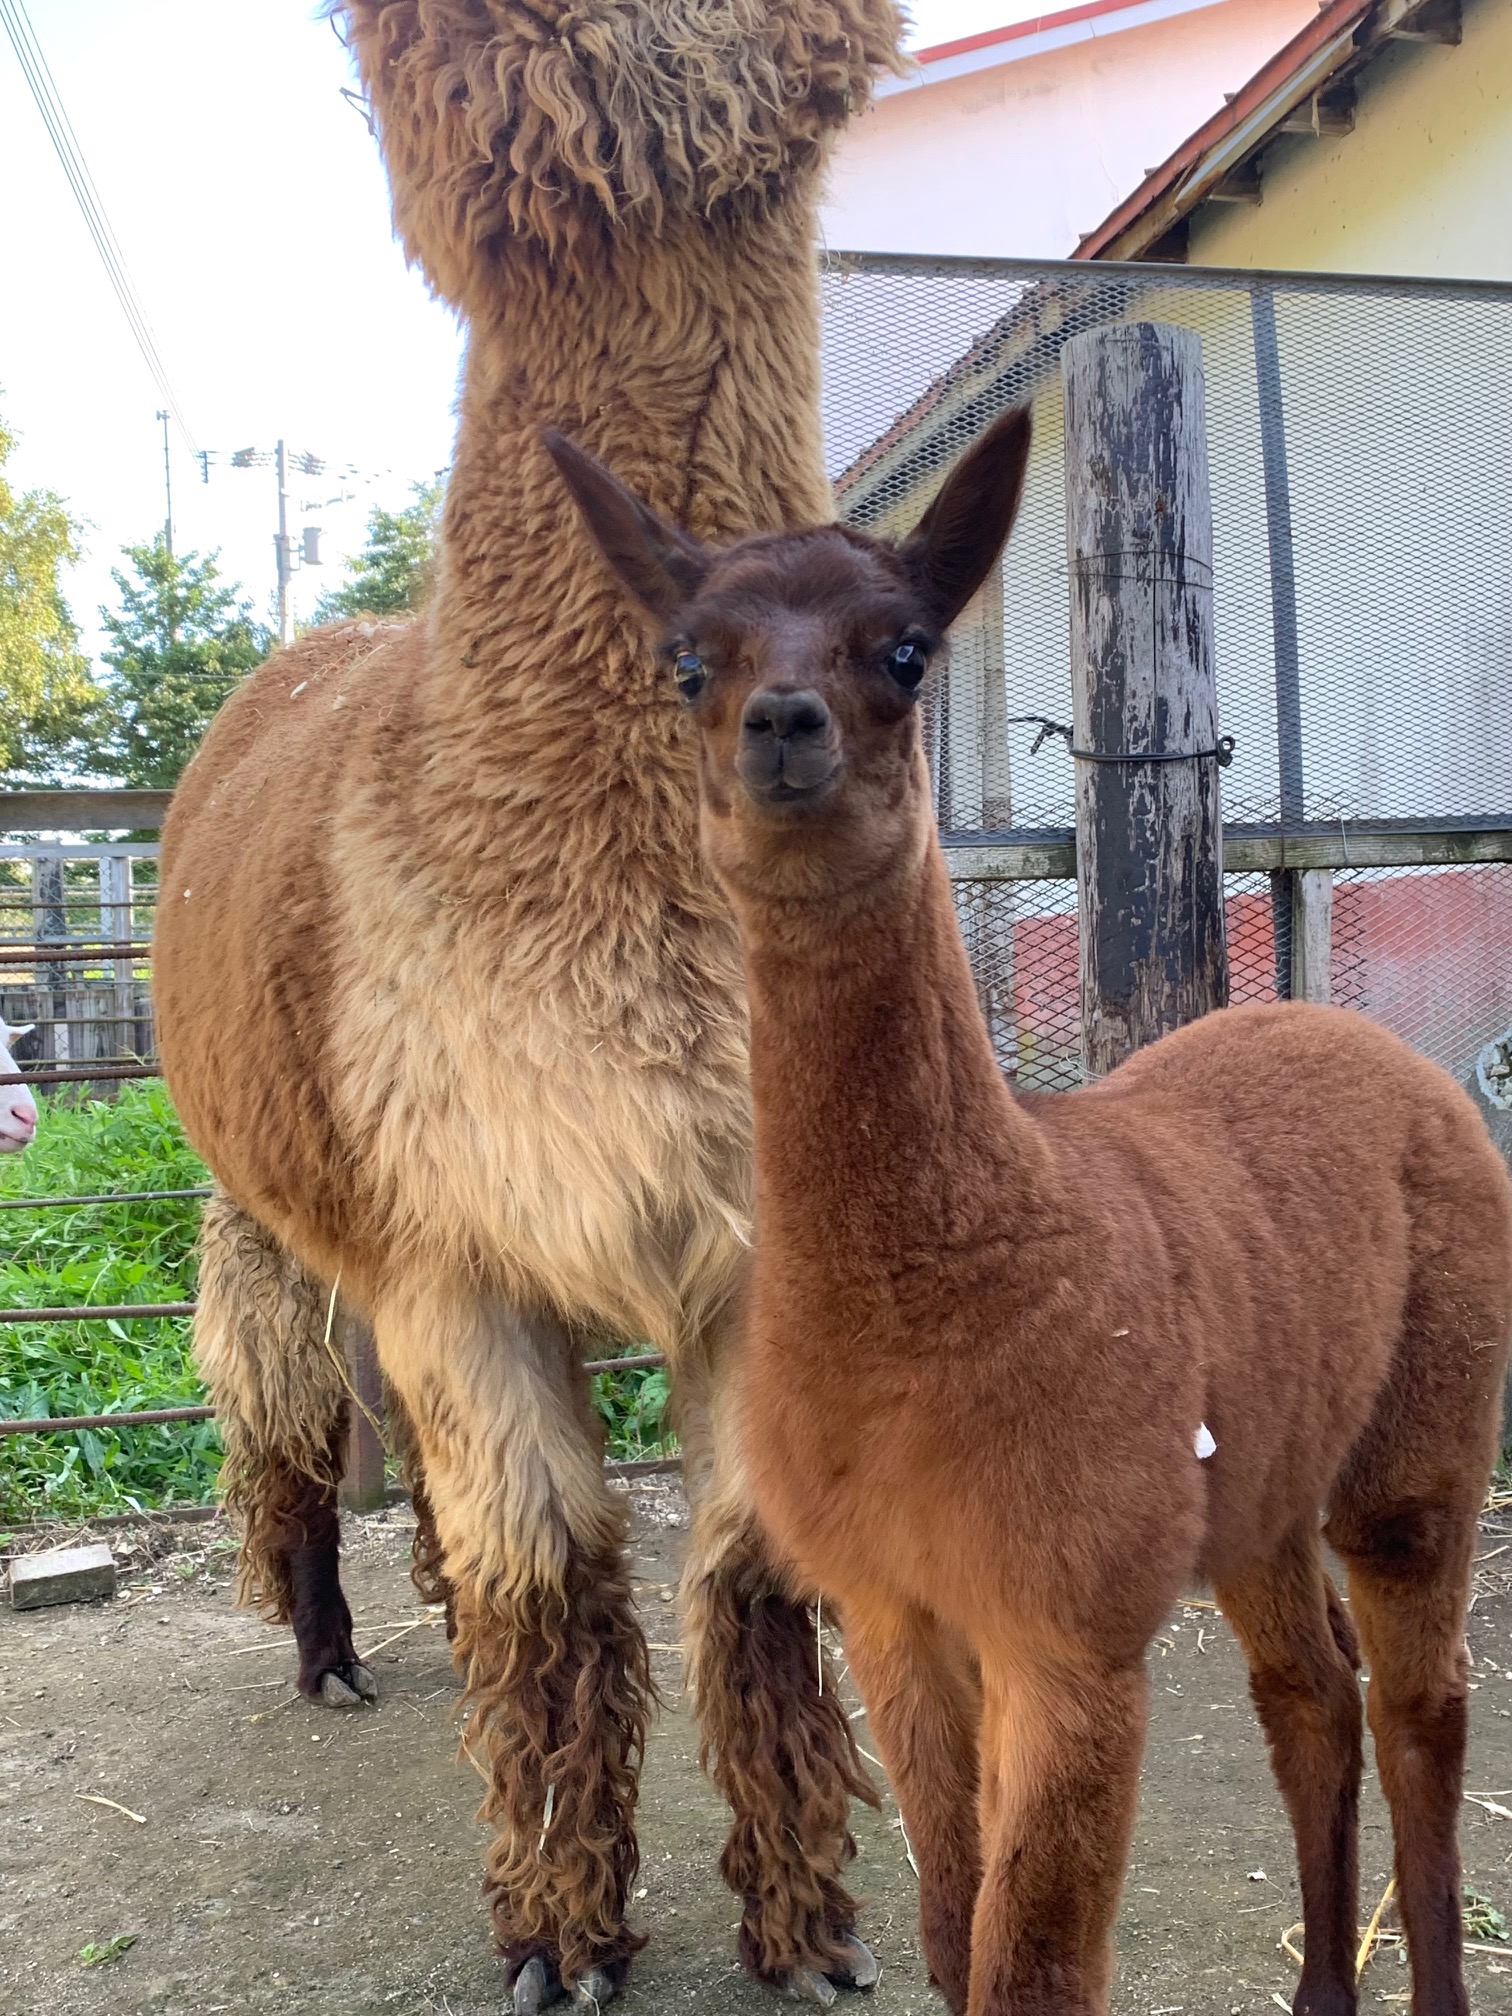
(10, 1542, 117, 1611)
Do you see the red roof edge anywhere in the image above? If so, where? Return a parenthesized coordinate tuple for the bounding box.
(1073, 0, 1373, 258)
(911, 0, 1167, 69)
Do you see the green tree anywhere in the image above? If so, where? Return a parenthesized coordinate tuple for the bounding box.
(0, 403, 103, 783)
(314, 478, 443, 623)
(97, 536, 270, 788)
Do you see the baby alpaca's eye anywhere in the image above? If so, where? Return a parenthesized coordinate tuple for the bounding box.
(673, 650, 707, 701)
(885, 639, 928, 691)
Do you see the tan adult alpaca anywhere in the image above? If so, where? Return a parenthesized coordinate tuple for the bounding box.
(550, 411, 1512, 2016)
(153, 3, 903, 2007)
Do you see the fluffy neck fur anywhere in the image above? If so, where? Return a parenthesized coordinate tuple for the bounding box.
(340, 0, 903, 907)
(400, 204, 832, 904)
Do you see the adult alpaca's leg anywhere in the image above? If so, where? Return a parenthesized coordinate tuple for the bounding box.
(375, 1278, 649, 2011)
(195, 1190, 375, 1706)
(385, 1381, 458, 1637)
(966, 1651, 1146, 2016)
(1215, 1524, 1364, 2016)
(678, 1370, 878, 2000)
(843, 1600, 982, 2015)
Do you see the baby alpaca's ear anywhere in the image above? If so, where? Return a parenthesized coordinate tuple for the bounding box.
(900, 408, 1032, 632)
(543, 431, 709, 623)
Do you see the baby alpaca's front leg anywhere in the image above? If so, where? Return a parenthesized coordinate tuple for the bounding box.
(968, 1651, 1147, 2015)
(845, 1601, 984, 2014)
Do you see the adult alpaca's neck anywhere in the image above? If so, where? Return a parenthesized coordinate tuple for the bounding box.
(735, 821, 1054, 1296)
(415, 205, 831, 830)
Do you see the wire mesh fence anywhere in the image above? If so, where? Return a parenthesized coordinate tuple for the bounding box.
(823, 251, 1512, 1097)
(4, 253, 1512, 1480)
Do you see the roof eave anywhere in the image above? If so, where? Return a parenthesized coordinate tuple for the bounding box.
(1073, 0, 1443, 259)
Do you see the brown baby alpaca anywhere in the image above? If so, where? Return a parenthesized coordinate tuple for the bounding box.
(152, 3, 903, 2007)
(549, 410, 1512, 2016)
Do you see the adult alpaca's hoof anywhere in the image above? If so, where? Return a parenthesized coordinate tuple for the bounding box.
(572, 1964, 621, 2008)
(831, 1936, 879, 1989)
(512, 1955, 561, 2015)
(510, 1954, 626, 2012)
(317, 1661, 378, 1708)
(782, 1969, 838, 2006)
(779, 1937, 880, 2004)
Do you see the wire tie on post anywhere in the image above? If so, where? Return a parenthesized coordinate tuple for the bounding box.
(1072, 735, 1235, 767)
(1005, 715, 1075, 756)
(1004, 720, 1235, 769)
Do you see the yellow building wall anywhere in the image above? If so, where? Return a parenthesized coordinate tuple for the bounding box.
(1188, 0, 1512, 279)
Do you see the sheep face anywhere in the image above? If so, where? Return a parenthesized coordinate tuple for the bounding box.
(0, 1023, 37, 1152)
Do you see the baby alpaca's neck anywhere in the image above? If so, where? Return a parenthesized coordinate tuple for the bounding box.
(734, 829, 1051, 1301)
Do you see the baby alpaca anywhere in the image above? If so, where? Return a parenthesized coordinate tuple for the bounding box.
(548, 413, 1512, 2016)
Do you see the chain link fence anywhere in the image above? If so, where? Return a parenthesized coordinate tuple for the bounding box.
(820, 252, 1512, 1103)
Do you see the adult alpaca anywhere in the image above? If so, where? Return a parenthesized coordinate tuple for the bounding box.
(549, 412, 1512, 2016)
(152, 2, 901, 2006)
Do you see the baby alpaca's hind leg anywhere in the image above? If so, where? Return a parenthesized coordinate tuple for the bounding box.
(1215, 1522, 1363, 2016)
(195, 1191, 375, 1706)
(1326, 1199, 1509, 2016)
(1332, 1498, 1480, 2016)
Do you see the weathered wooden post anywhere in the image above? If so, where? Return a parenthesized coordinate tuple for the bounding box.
(336, 1307, 387, 1512)
(1062, 322, 1228, 1078)
(32, 853, 68, 1067)
(1289, 867, 1333, 1004)
(956, 567, 1019, 1072)
(100, 853, 135, 1060)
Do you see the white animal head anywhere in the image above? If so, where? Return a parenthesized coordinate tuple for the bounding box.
(1, 1023, 37, 1152)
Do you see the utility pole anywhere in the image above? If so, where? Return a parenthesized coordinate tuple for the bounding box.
(274, 438, 293, 647)
(211, 439, 331, 637)
(156, 409, 173, 555)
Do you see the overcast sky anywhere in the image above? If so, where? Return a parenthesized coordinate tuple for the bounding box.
(1, 0, 1041, 658)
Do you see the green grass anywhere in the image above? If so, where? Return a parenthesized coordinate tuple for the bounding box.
(0, 1082, 216, 1521)
(1464, 1887, 1508, 1943)
(1, 1084, 674, 1523)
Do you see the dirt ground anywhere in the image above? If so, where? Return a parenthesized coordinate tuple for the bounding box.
(5, 1478, 1512, 2016)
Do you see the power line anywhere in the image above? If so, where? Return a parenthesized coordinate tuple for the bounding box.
(0, 0, 197, 453)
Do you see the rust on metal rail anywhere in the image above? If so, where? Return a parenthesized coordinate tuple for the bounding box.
(0, 1300, 197, 1324)
(0, 1296, 666, 1386)
(1, 1359, 669, 1437)
(2, 1064, 161, 1087)
(0, 942, 153, 964)
(0, 1405, 215, 1436)
(0, 1187, 212, 1211)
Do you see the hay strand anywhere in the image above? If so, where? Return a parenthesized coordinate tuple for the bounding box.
(74, 1792, 146, 1825)
(1356, 1876, 1396, 1978)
